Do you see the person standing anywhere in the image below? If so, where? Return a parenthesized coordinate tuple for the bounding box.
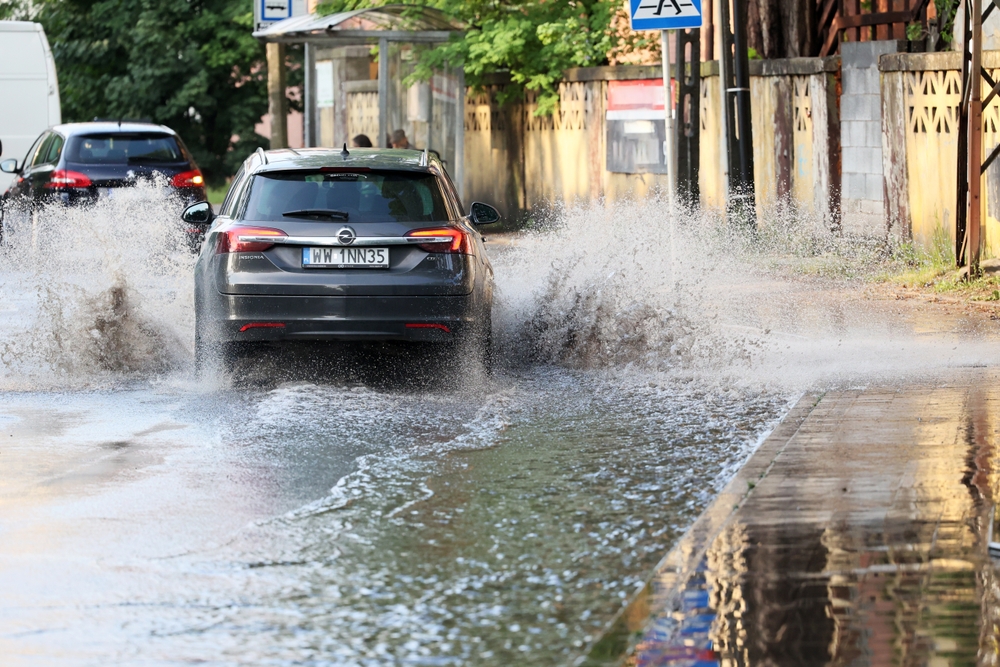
(390, 129, 411, 149)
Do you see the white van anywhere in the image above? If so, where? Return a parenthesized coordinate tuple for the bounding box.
(0, 21, 61, 193)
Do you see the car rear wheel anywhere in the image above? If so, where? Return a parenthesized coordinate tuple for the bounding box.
(453, 312, 493, 376)
(481, 319, 494, 376)
(194, 328, 207, 374)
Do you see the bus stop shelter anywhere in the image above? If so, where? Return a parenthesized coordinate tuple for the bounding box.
(254, 5, 466, 190)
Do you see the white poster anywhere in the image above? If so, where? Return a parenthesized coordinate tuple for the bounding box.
(316, 61, 334, 108)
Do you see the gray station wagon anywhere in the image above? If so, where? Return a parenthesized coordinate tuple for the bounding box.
(185, 146, 500, 372)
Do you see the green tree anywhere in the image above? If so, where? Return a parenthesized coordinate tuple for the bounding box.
(13, 0, 271, 185)
(317, 0, 617, 115)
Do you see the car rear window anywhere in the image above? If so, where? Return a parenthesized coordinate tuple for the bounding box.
(66, 133, 185, 164)
(243, 170, 450, 223)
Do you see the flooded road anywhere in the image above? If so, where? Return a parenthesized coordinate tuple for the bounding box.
(0, 372, 785, 665)
(4, 193, 1000, 664)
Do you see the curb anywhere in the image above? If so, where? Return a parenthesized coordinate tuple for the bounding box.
(573, 391, 823, 667)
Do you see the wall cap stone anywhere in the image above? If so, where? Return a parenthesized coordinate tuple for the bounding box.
(343, 79, 378, 93)
(879, 50, 1000, 71)
(562, 63, 719, 81)
(478, 57, 839, 87)
(749, 56, 840, 76)
(563, 58, 832, 82)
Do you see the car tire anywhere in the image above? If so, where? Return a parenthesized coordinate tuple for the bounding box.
(458, 311, 493, 376)
(221, 341, 260, 377)
(481, 316, 494, 376)
(194, 328, 208, 375)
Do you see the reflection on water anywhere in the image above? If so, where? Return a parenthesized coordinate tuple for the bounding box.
(590, 376, 1000, 667)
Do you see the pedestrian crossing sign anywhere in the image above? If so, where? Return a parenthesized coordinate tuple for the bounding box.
(628, 0, 703, 30)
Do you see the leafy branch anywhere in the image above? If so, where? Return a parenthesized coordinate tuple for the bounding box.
(317, 0, 618, 115)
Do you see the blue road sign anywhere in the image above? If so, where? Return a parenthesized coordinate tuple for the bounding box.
(261, 0, 292, 22)
(628, 0, 703, 31)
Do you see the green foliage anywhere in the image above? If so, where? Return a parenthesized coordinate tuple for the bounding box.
(934, 0, 960, 44)
(0, 0, 30, 19)
(905, 21, 924, 41)
(15, 0, 271, 185)
(747, 47, 761, 60)
(317, 0, 617, 115)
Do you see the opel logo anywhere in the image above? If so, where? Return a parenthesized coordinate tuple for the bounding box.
(337, 226, 356, 245)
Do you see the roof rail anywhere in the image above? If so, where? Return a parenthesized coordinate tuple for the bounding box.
(419, 148, 428, 167)
(91, 117, 153, 126)
(255, 147, 268, 165)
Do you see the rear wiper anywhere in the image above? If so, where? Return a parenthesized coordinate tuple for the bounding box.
(283, 208, 350, 221)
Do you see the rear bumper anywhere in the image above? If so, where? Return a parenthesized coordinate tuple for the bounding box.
(206, 293, 481, 343)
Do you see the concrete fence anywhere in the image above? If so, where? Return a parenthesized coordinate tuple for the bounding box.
(881, 50, 1000, 257)
(462, 59, 841, 229)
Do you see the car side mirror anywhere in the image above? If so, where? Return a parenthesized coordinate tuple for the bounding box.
(181, 201, 214, 224)
(0, 159, 19, 174)
(469, 202, 500, 225)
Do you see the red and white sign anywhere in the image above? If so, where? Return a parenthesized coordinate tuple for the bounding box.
(607, 79, 674, 120)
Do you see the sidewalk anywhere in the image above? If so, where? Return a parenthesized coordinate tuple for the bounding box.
(581, 371, 1000, 666)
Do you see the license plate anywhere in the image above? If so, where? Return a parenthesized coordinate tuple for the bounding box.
(302, 246, 388, 268)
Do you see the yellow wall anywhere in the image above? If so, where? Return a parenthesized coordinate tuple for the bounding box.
(463, 65, 836, 223)
(884, 63, 1000, 257)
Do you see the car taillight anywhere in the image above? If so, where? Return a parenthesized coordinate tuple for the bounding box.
(44, 170, 92, 189)
(171, 169, 204, 188)
(217, 226, 287, 253)
(405, 227, 473, 254)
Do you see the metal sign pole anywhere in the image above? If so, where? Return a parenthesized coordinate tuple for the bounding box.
(661, 29, 676, 207)
(304, 43, 316, 148)
(628, 0, 704, 220)
(378, 37, 390, 148)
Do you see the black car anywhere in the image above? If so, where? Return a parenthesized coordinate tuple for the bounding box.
(186, 146, 500, 372)
(0, 121, 208, 241)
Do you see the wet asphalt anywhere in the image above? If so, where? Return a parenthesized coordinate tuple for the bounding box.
(0, 363, 785, 666)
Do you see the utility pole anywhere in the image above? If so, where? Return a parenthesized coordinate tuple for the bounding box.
(956, 0, 998, 276)
(719, 0, 756, 226)
(969, 0, 983, 274)
(674, 27, 701, 205)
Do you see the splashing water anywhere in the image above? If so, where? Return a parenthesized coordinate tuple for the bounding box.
(0, 178, 195, 389)
(0, 185, 996, 393)
(492, 198, 1000, 391)
(1, 189, 997, 391)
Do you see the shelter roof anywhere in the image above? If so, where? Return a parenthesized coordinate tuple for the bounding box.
(253, 4, 463, 44)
